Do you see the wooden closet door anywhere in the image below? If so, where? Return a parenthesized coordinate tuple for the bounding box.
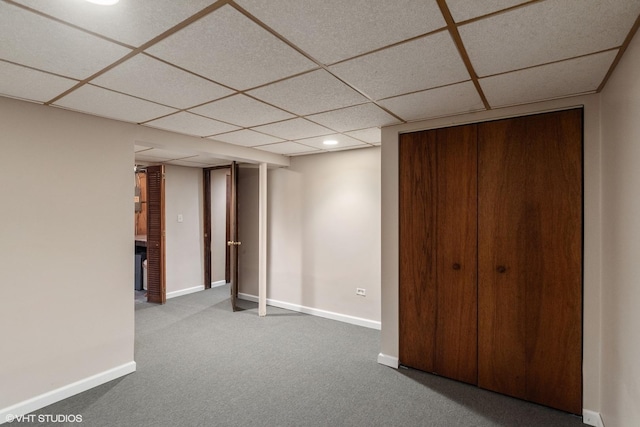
(477, 109, 582, 414)
(435, 125, 478, 385)
(146, 165, 166, 304)
(399, 130, 437, 373)
(399, 125, 478, 383)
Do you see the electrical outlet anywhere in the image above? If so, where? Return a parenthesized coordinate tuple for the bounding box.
(356, 288, 366, 296)
(177, 214, 183, 223)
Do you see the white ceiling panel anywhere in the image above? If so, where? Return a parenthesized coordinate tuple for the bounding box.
(0, 2, 131, 79)
(13, 0, 215, 47)
(345, 128, 382, 144)
(54, 85, 176, 123)
(248, 70, 369, 116)
(481, 50, 618, 107)
(379, 81, 485, 122)
(307, 103, 401, 132)
(145, 5, 317, 90)
(190, 94, 294, 127)
(164, 158, 228, 168)
(236, 0, 445, 64)
(445, 0, 530, 23)
(329, 31, 470, 100)
(144, 112, 240, 137)
(134, 144, 153, 153)
(209, 129, 284, 147)
(255, 141, 320, 155)
(0, 61, 78, 103)
(92, 54, 233, 109)
(460, 0, 640, 77)
(133, 148, 196, 160)
(292, 134, 369, 151)
(251, 118, 334, 140)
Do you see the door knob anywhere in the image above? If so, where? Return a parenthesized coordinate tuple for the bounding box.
(227, 241, 242, 246)
(496, 265, 507, 274)
(452, 263, 461, 270)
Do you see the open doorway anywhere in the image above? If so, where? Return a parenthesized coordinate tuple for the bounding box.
(204, 165, 231, 290)
(134, 166, 147, 303)
(133, 164, 166, 304)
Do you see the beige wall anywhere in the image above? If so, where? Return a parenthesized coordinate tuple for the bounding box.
(238, 166, 260, 294)
(0, 96, 288, 416)
(0, 98, 134, 409)
(381, 94, 603, 413)
(239, 148, 382, 324)
(164, 165, 204, 294)
(599, 32, 640, 426)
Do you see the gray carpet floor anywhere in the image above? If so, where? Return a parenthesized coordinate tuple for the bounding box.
(33, 285, 585, 426)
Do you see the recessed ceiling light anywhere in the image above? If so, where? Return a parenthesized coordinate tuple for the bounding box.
(323, 139, 339, 146)
(85, 0, 120, 5)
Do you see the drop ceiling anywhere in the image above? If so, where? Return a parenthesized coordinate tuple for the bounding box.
(1, 0, 639, 165)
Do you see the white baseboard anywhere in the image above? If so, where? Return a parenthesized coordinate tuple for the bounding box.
(238, 293, 381, 330)
(583, 409, 604, 427)
(0, 362, 135, 425)
(211, 280, 227, 288)
(167, 285, 204, 299)
(377, 353, 399, 369)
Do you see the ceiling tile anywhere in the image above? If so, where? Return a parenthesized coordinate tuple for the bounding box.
(251, 118, 334, 140)
(0, 2, 131, 79)
(236, 0, 445, 64)
(481, 50, 618, 107)
(307, 103, 401, 132)
(0, 61, 78, 103)
(292, 134, 369, 151)
(92, 54, 233, 109)
(459, 0, 640, 77)
(329, 31, 470, 100)
(13, 0, 215, 47)
(345, 128, 382, 144)
(379, 81, 485, 122)
(54, 85, 177, 123)
(144, 112, 240, 137)
(255, 141, 320, 155)
(190, 94, 294, 127)
(247, 70, 369, 116)
(445, 0, 530, 23)
(209, 129, 284, 147)
(145, 5, 317, 90)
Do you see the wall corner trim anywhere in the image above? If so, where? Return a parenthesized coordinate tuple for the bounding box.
(377, 353, 399, 369)
(238, 293, 381, 330)
(0, 361, 136, 425)
(583, 409, 604, 427)
(167, 285, 205, 299)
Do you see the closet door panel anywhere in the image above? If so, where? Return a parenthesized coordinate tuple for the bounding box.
(477, 118, 527, 399)
(435, 125, 478, 385)
(399, 130, 438, 372)
(478, 110, 582, 414)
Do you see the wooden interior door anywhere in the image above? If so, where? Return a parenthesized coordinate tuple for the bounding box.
(146, 165, 166, 304)
(203, 168, 212, 289)
(399, 125, 478, 384)
(477, 109, 583, 414)
(399, 130, 438, 373)
(229, 161, 239, 311)
(435, 125, 478, 385)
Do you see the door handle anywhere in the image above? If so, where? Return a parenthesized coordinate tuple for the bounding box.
(227, 241, 242, 246)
